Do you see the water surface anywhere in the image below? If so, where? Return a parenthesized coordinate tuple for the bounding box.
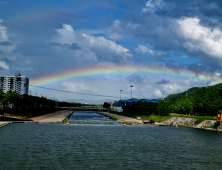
(1, 116, 222, 169)
(68, 111, 122, 125)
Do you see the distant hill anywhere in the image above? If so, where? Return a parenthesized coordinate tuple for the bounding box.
(165, 83, 222, 99)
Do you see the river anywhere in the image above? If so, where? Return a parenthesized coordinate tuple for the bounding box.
(1, 111, 222, 169)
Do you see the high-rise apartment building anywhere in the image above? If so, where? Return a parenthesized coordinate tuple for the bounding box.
(0, 73, 29, 95)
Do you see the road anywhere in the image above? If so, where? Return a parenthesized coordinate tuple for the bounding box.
(31, 110, 73, 123)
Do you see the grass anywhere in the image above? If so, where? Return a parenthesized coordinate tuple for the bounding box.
(4, 113, 31, 120)
(107, 110, 217, 124)
(4, 109, 64, 119)
(108, 117, 118, 121)
(62, 112, 73, 124)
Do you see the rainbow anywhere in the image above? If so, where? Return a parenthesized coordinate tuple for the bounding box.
(29, 66, 222, 88)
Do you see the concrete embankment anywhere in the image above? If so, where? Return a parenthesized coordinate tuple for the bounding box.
(98, 112, 162, 126)
(162, 116, 217, 130)
(31, 110, 73, 123)
(98, 112, 218, 130)
(195, 119, 216, 128)
(0, 122, 10, 128)
(162, 117, 196, 127)
(98, 112, 142, 125)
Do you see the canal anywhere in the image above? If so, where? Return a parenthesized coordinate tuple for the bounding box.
(1, 111, 222, 169)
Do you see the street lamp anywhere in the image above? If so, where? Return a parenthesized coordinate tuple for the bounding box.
(120, 90, 122, 100)
(130, 85, 133, 99)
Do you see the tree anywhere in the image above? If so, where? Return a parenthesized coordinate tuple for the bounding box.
(103, 102, 111, 108)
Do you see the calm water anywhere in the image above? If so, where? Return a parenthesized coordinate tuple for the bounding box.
(1, 113, 222, 169)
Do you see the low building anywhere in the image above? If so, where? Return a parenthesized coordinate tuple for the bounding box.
(217, 110, 222, 123)
(0, 73, 29, 95)
(117, 98, 159, 106)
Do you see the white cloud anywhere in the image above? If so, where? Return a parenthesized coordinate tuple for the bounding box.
(178, 17, 222, 58)
(135, 44, 154, 54)
(54, 24, 132, 63)
(184, 80, 190, 86)
(82, 33, 132, 58)
(0, 19, 8, 41)
(0, 61, 9, 69)
(142, 0, 167, 12)
(108, 20, 139, 41)
(214, 72, 221, 76)
(152, 89, 162, 98)
(162, 83, 182, 94)
(62, 81, 97, 93)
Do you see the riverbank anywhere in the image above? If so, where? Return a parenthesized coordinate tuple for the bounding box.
(31, 110, 73, 123)
(98, 111, 222, 132)
(0, 122, 10, 128)
(98, 112, 164, 126)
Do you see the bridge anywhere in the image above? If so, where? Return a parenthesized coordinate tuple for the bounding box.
(57, 107, 109, 112)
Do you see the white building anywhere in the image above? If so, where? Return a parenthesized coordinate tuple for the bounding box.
(0, 73, 29, 95)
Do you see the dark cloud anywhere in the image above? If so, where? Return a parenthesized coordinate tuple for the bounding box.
(155, 0, 222, 19)
(0, 41, 13, 46)
(107, 0, 222, 73)
(187, 63, 208, 75)
(155, 79, 170, 84)
(165, 62, 180, 73)
(0, 50, 4, 54)
(68, 43, 81, 50)
(152, 51, 170, 62)
(49, 42, 68, 46)
(126, 73, 145, 83)
(2, 8, 88, 77)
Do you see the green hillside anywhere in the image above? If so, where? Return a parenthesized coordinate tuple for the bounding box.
(165, 83, 222, 99)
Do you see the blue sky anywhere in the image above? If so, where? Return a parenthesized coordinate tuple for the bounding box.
(1, 0, 222, 102)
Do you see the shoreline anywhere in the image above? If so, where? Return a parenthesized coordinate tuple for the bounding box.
(97, 111, 222, 132)
(1, 110, 221, 132)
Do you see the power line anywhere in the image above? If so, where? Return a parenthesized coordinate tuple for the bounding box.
(29, 85, 129, 99)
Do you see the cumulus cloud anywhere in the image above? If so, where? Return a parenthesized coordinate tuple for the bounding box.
(107, 1, 222, 73)
(142, 0, 169, 12)
(55, 24, 132, 63)
(135, 44, 154, 54)
(135, 44, 170, 61)
(62, 81, 97, 93)
(162, 83, 182, 94)
(178, 17, 222, 59)
(152, 89, 162, 98)
(0, 60, 9, 69)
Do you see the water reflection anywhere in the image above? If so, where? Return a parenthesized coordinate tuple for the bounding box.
(68, 111, 122, 125)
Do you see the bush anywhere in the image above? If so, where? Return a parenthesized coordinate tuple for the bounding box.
(213, 121, 221, 128)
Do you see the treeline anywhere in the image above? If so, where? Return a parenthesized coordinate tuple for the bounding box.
(166, 87, 222, 116)
(0, 91, 68, 117)
(122, 87, 222, 116)
(59, 102, 82, 107)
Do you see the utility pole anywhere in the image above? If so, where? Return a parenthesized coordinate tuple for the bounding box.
(130, 85, 133, 99)
(120, 90, 122, 100)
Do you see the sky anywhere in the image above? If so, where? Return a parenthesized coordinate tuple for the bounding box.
(1, 0, 222, 103)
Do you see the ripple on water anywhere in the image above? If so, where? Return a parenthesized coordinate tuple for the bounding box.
(1, 124, 222, 169)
